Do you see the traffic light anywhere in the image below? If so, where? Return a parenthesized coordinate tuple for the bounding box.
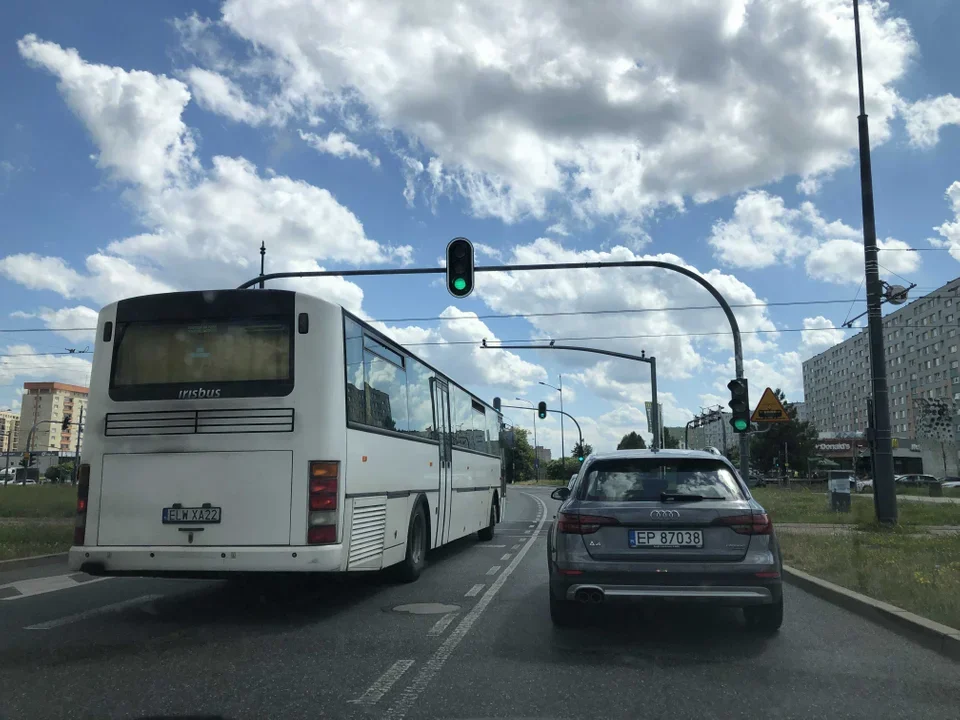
(727, 378, 750, 433)
(537, 401, 547, 419)
(577, 453, 585, 462)
(61, 414, 72, 431)
(492, 397, 501, 411)
(446, 237, 474, 298)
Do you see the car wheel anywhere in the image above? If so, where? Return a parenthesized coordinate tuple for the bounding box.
(477, 503, 496, 541)
(744, 596, 783, 633)
(549, 590, 579, 627)
(394, 503, 427, 583)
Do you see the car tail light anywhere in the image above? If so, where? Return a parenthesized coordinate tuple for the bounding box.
(74, 463, 90, 545)
(557, 512, 618, 535)
(718, 512, 772, 535)
(307, 461, 339, 544)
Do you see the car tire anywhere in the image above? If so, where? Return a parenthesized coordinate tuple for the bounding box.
(477, 504, 496, 541)
(549, 590, 579, 627)
(395, 503, 427, 583)
(744, 596, 783, 633)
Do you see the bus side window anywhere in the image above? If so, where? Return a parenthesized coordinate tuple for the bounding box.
(406, 359, 436, 440)
(344, 317, 366, 424)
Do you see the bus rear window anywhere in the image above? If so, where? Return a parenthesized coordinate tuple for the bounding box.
(110, 317, 293, 398)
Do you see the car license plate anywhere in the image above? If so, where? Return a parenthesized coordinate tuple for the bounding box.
(629, 529, 703, 548)
(162, 507, 221, 524)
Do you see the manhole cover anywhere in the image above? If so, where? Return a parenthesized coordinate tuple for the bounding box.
(392, 603, 460, 615)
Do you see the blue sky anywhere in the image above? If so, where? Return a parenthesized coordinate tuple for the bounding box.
(2, 0, 960, 455)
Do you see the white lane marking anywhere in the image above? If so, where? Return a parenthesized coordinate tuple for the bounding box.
(512, 543, 522, 550)
(523, 530, 532, 534)
(485, 565, 501, 576)
(348, 659, 415, 706)
(527, 524, 535, 528)
(464, 584, 484, 597)
(427, 612, 458, 637)
(24, 594, 162, 630)
(1, 574, 110, 601)
(500, 553, 511, 561)
(383, 493, 549, 720)
(479, 544, 506, 548)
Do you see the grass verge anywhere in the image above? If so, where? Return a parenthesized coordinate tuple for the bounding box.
(512, 480, 564, 487)
(0, 484, 76, 518)
(751, 487, 960, 527)
(779, 530, 960, 629)
(895, 486, 960, 499)
(0, 520, 73, 561)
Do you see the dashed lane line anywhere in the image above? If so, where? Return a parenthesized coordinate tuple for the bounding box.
(348, 660, 415, 706)
(464, 584, 484, 597)
(382, 492, 549, 720)
(2, 573, 110, 601)
(485, 565, 501, 576)
(500, 553, 512, 561)
(427, 612, 458, 637)
(24, 594, 163, 630)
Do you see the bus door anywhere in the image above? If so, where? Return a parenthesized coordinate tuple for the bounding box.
(432, 378, 454, 546)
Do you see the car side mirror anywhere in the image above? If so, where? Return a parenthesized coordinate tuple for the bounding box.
(550, 487, 570, 501)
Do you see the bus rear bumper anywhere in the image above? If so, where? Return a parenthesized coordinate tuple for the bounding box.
(69, 545, 346, 577)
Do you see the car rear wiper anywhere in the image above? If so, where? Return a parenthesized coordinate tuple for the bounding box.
(660, 492, 707, 502)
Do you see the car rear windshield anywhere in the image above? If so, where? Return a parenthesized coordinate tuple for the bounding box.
(580, 458, 744, 502)
(111, 317, 292, 387)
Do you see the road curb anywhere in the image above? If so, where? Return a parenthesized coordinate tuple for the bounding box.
(0, 552, 68, 573)
(783, 564, 960, 661)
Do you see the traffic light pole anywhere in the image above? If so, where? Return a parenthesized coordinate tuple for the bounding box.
(486, 342, 659, 450)
(499, 404, 583, 463)
(239, 255, 748, 474)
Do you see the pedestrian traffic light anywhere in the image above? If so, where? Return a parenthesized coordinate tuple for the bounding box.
(61, 414, 72, 431)
(537, 401, 547, 419)
(727, 378, 750, 433)
(446, 237, 474, 298)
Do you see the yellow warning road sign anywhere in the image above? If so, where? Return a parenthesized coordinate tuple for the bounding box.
(751, 387, 789, 423)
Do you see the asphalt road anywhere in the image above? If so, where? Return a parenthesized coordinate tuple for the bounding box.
(1, 487, 958, 720)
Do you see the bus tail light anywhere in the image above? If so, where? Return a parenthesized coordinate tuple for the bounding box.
(308, 461, 339, 544)
(74, 463, 90, 546)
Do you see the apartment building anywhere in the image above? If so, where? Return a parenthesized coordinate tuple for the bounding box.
(0, 409, 20, 452)
(17, 382, 89, 453)
(802, 277, 960, 440)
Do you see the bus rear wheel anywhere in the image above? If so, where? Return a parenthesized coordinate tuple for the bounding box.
(395, 503, 427, 583)
(477, 503, 496, 541)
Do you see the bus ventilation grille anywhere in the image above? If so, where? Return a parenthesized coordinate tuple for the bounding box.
(104, 408, 295, 436)
(348, 503, 387, 567)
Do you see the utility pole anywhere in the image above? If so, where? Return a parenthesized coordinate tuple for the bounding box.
(72, 404, 84, 484)
(259, 241, 267, 289)
(853, 0, 896, 524)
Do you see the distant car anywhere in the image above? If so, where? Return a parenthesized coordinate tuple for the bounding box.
(854, 477, 873, 493)
(896, 474, 939, 487)
(942, 480, 960, 490)
(547, 449, 783, 632)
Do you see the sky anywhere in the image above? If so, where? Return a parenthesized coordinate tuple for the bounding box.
(2, 0, 960, 458)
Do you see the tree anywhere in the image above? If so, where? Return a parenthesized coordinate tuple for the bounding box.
(510, 426, 536, 482)
(749, 389, 818, 476)
(617, 431, 646, 450)
(571, 441, 593, 461)
(44, 466, 62, 483)
(662, 427, 680, 449)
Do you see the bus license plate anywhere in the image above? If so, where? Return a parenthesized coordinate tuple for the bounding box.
(629, 530, 702, 548)
(162, 507, 221, 524)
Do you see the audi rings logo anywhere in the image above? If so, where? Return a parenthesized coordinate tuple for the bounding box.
(650, 510, 681, 519)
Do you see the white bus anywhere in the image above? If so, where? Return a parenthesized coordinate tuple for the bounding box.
(69, 289, 505, 581)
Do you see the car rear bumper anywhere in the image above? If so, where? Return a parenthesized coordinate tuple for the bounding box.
(69, 544, 346, 577)
(563, 582, 774, 605)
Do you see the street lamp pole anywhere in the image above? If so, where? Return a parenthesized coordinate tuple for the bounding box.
(852, 0, 896, 524)
(539, 377, 565, 473)
(515, 398, 538, 481)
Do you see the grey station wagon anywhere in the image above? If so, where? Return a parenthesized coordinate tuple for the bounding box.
(547, 449, 783, 631)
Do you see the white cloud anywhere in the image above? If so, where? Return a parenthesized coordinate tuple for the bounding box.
(298, 130, 380, 167)
(903, 94, 960, 149)
(800, 315, 846, 354)
(9, 306, 99, 343)
(185, 67, 269, 125)
(804, 237, 920, 286)
(546, 222, 570, 237)
(374, 307, 546, 393)
(929, 181, 960, 262)
(212, 0, 916, 223)
(18, 34, 199, 190)
(8, 37, 412, 312)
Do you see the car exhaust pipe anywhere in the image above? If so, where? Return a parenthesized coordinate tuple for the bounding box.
(589, 590, 604, 604)
(575, 589, 591, 604)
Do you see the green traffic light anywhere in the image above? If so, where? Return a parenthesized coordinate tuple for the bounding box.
(578, 456, 584, 462)
(453, 277, 467, 291)
(733, 418, 748, 431)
